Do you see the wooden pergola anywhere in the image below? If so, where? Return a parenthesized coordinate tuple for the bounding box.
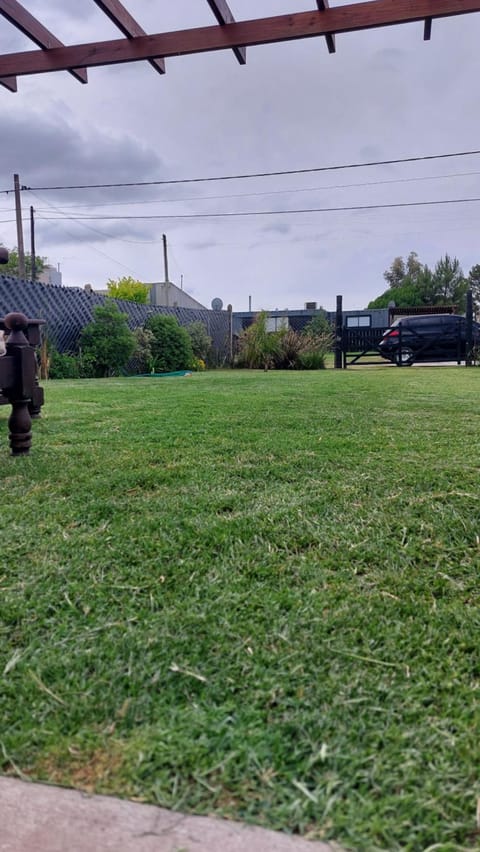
(1, 0, 480, 92)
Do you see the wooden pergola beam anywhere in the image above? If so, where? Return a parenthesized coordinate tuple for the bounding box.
(0, 0, 87, 84)
(0, 0, 479, 81)
(0, 76, 17, 91)
(205, 0, 246, 64)
(92, 0, 165, 74)
(316, 1, 336, 54)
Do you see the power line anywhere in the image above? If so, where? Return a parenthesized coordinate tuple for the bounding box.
(25, 169, 480, 211)
(36, 195, 480, 221)
(5, 148, 480, 194)
(29, 192, 139, 272)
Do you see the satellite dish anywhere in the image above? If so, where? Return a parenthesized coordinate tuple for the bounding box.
(211, 297, 223, 311)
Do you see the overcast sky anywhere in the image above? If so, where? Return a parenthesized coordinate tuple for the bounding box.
(1, 1, 480, 311)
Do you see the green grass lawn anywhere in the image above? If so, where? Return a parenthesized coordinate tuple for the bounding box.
(1, 368, 479, 851)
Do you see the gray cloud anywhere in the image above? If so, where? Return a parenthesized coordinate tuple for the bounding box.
(0, 111, 164, 203)
(261, 223, 292, 236)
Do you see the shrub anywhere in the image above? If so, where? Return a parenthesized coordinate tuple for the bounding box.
(131, 326, 156, 374)
(49, 351, 81, 379)
(237, 311, 280, 369)
(299, 331, 334, 370)
(274, 328, 306, 369)
(145, 314, 194, 373)
(79, 302, 136, 377)
(303, 310, 332, 337)
(237, 315, 334, 371)
(297, 350, 327, 370)
(186, 321, 212, 362)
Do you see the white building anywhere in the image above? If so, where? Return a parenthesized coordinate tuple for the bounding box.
(147, 281, 206, 310)
(38, 264, 62, 286)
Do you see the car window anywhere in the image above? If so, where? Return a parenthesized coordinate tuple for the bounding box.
(410, 316, 441, 328)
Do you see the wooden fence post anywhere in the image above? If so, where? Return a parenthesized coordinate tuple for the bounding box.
(0, 312, 44, 455)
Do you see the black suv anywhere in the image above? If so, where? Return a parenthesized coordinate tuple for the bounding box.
(378, 314, 480, 365)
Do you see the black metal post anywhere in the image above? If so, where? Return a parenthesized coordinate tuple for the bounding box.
(30, 206, 36, 281)
(334, 295, 343, 369)
(465, 289, 473, 367)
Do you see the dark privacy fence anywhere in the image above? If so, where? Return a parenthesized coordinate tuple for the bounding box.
(0, 276, 231, 362)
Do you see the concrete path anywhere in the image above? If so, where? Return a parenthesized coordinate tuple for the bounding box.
(0, 777, 342, 852)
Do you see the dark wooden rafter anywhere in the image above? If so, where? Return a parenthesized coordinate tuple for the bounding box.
(92, 0, 165, 74)
(0, 0, 87, 90)
(0, 0, 480, 87)
(316, 1, 336, 54)
(0, 75, 17, 91)
(205, 0, 246, 65)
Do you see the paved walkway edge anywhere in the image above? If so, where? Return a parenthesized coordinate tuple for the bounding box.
(0, 777, 343, 852)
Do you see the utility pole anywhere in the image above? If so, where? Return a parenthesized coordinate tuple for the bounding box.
(30, 206, 36, 281)
(162, 233, 170, 307)
(14, 173, 26, 279)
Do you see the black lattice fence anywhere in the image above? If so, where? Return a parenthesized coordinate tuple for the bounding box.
(0, 276, 230, 363)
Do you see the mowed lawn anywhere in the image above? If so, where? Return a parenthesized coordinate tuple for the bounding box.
(1, 368, 480, 851)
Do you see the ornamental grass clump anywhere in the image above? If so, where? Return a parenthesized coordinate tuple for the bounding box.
(237, 311, 333, 370)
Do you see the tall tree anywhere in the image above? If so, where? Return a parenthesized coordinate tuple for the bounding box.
(405, 251, 423, 282)
(369, 252, 468, 311)
(431, 254, 467, 311)
(383, 256, 406, 288)
(0, 245, 46, 279)
(467, 264, 480, 315)
(383, 251, 423, 288)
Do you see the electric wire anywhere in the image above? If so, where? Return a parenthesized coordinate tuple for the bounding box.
(24, 169, 480, 210)
(34, 195, 480, 221)
(2, 148, 480, 194)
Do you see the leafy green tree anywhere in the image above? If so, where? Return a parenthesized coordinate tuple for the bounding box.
(0, 245, 46, 279)
(369, 252, 469, 311)
(467, 264, 480, 316)
(304, 309, 332, 336)
(383, 255, 406, 288)
(368, 269, 434, 309)
(431, 254, 467, 311)
(79, 302, 135, 377)
(383, 252, 423, 289)
(186, 321, 212, 361)
(145, 314, 194, 373)
(107, 276, 150, 304)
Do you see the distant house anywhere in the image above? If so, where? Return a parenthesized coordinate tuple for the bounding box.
(233, 305, 390, 335)
(38, 265, 62, 287)
(147, 281, 206, 310)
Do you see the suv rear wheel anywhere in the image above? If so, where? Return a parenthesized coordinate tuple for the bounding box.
(396, 347, 414, 366)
